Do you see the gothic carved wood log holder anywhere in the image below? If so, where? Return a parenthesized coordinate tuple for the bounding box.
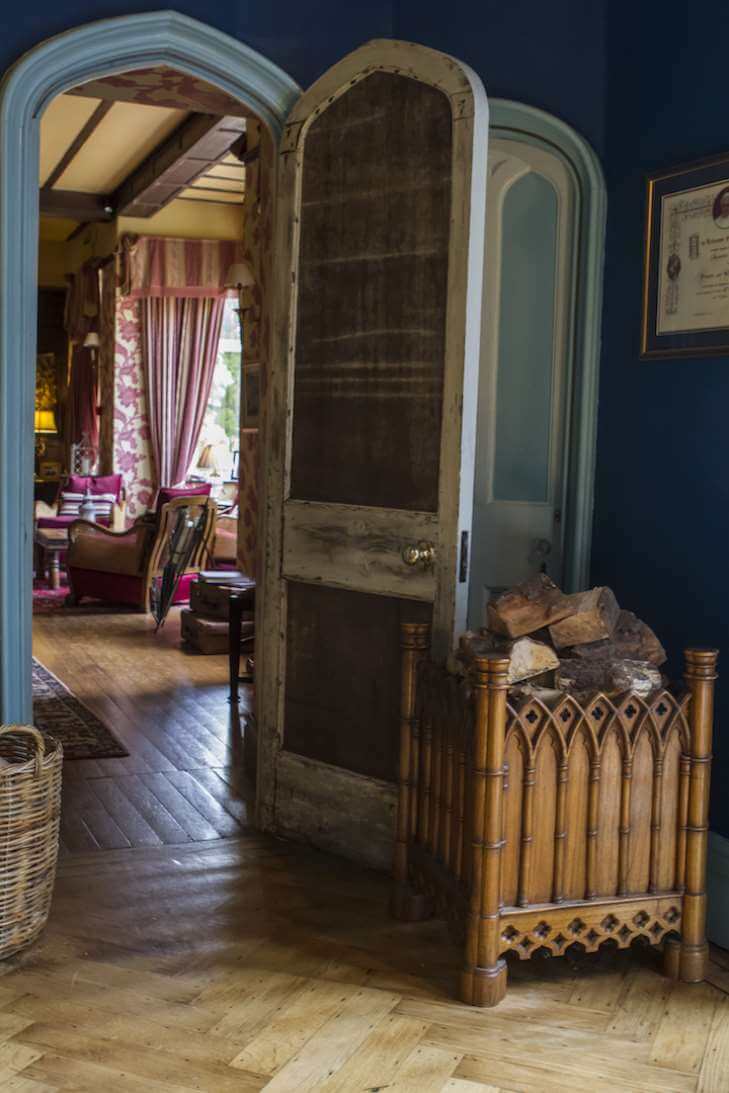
(392, 622, 718, 1007)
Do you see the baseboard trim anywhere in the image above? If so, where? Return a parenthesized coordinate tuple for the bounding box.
(274, 751, 396, 872)
(708, 830, 729, 949)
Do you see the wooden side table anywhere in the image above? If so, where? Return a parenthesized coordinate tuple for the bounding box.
(34, 527, 69, 590)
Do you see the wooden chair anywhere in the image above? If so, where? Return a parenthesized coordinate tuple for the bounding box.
(67, 496, 217, 612)
(392, 623, 717, 1006)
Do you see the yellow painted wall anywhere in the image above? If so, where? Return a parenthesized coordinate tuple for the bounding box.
(38, 241, 68, 288)
(119, 197, 242, 241)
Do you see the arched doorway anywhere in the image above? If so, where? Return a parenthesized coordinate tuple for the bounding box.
(0, 11, 300, 722)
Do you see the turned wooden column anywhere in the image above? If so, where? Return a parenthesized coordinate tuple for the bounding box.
(461, 652, 509, 1006)
(391, 621, 431, 921)
(671, 648, 718, 982)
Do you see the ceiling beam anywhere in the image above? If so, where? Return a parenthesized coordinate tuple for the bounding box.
(112, 113, 246, 218)
(42, 101, 113, 191)
(39, 190, 113, 222)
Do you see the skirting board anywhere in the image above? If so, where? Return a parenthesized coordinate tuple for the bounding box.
(708, 830, 729, 950)
(274, 751, 396, 872)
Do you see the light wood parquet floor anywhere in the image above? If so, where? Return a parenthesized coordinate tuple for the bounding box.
(33, 606, 255, 854)
(0, 837, 727, 1092)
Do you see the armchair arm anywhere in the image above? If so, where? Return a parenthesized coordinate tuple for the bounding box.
(67, 519, 154, 577)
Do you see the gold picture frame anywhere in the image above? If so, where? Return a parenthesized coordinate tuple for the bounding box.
(641, 151, 729, 358)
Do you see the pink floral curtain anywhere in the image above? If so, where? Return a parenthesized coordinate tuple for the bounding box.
(141, 296, 225, 487)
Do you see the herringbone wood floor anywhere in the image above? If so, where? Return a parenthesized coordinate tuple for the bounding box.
(33, 607, 255, 852)
(0, 836, 727, 1092)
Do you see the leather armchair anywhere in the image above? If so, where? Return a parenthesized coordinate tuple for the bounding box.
(66, 496, 217, 611)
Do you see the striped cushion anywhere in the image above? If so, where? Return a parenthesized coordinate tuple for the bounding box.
(58, 491, 116, 520)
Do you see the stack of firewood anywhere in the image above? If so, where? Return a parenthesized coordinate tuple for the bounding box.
(458, 574, 667, 700)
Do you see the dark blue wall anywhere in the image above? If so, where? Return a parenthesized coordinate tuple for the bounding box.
(593, 3, 729, 834)
(394, 0, 607, 158)
(2, 1, 608, 157)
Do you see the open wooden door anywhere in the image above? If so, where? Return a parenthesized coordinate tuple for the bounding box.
(258, 40, 488, 868)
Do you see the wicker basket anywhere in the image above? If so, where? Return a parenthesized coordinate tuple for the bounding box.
(0, 725, 62, 959)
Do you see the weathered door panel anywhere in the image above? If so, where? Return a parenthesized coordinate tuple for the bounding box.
(258, 40, 488, 865)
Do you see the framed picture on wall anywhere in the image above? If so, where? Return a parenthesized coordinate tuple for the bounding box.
(641, 151, 729, 357)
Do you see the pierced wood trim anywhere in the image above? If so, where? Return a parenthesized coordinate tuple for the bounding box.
(499, 894, 683, 960)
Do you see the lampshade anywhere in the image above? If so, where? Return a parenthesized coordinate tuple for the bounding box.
(34, 409, 57, 434)
(196, 443, 218, 472)
(225, 261, 255, 289)
(83, 331, 101, 349)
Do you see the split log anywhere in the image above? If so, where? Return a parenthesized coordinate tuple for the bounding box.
(571, 609, 666, 666)
(486, 574, 574, 639)
(548, 586, 620, 649)
(459, 630, 559, 685)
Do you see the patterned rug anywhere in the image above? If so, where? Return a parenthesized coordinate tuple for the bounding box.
(33, 576, 70, 614)
(32, 658, 129, 760)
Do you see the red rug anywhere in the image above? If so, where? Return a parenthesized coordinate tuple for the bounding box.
(33, 576, 70, 614)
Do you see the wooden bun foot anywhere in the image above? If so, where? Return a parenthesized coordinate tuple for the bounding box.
(663, 937, 681, 979)
(460, 959, 507, 1007)
(679, 942, 708, 983)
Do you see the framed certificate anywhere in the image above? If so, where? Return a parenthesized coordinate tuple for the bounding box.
(641, 152, 729, 357)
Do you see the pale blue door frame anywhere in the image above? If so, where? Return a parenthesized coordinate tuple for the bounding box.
(488, 99, 607, 594)
(0, 11, 300, 723)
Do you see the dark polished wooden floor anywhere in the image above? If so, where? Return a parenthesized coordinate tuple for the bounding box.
(33, 606, 255, 854)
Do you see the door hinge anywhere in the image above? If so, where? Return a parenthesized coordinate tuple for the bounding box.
(459, 530, 469, 584)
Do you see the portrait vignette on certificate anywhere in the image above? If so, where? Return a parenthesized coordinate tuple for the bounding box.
(656, 180, 729, 337)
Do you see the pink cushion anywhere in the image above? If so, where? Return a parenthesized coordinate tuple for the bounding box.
(67, 474, 123, 501)
(155, 483, 211, 513)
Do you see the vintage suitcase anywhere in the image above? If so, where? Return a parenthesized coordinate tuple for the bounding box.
(189, 579, 255, 621)
(181, 608, 254, 654)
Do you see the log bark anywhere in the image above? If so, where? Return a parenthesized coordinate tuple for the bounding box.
(556, 656, 663, 697)
(571, 609, 666, 666)
(548, 587, 620, 649)
(486, 574, 574, 639)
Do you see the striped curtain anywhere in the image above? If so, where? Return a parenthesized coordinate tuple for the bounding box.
(142, 296, 226, 488)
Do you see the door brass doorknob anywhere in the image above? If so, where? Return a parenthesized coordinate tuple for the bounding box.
(402, 541, 436, 568)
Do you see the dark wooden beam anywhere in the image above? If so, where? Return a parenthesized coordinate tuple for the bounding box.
(113, 113, 246, 219)
(39, 190, 113, 222)
(42, 101, 113, 191)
